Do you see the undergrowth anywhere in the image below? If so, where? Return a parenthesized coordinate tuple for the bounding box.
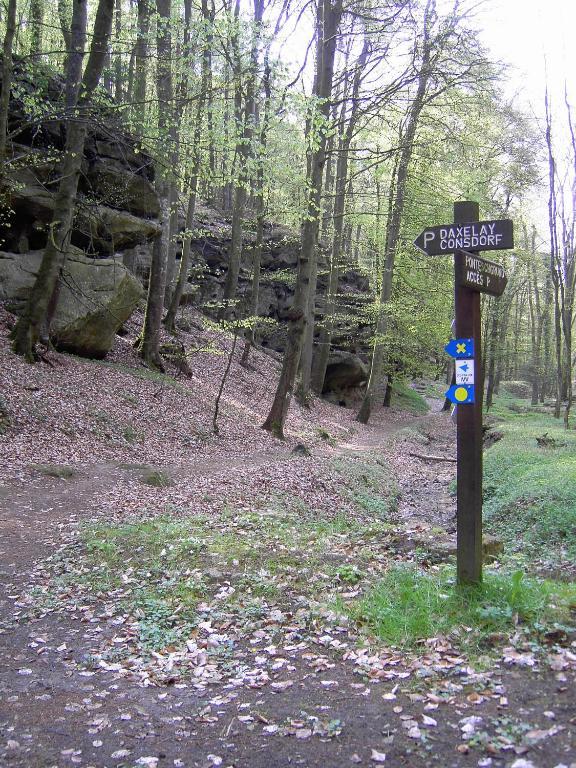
(331, 454, 399, 520)
(484, 394, 576, 566)
(32, 463, 78, 479)
(350, 564, 576, 649)
(391, 379, 429, 415)
(69, 451, 397, 653)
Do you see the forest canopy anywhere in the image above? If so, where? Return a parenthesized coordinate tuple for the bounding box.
(0, 0, 573, 431)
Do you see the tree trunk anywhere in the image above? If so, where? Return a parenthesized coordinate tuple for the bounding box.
(528, 239, 544, 405)
(137, 0, 175, 365)
(164, 0, 211, 332)
(241, 57, 272, 366)
(58, 0, 72, 52)
(296, 255, 319, 405)
(132, 0, 151, 137)
(357, 4, 433, 424)
(163, 180, 179, 305)
(312, 39, 368, 395)
(484, 299, 499, 410)
(114, 0, 122, 102)
(30, 0, 44, 57)
(263, 0, 342, 438)
(383, 375, 393, 407)
(219, 0, 264, 320)
(139, 196, 169, 368)
(0, 0, 17, 165)
(545, 87, 564, 419)
(11, 0, 114, 360)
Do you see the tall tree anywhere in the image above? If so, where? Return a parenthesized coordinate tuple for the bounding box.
(219, 0, 265, 319)
(0, 0, 17, 165)
(132, 0, 152, 137)
(137, 0, 176, 367)
(11, 0, 115, 360)
(240, 57, 272, 365)
(263, 0, 343, 437)
(30, 0, 44, 57)
(311, 37, 369, 394)
(357, 0, 436, 424)
(164, 0, 212, 332)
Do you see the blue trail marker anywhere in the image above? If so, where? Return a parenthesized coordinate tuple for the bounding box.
(445, 338, 474, 359)
(445, 384, 475, 405)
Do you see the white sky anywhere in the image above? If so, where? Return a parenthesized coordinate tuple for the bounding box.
(275, 0, 573, 234)
(473, 0, 575, 236)
(475, 0, 574, 128)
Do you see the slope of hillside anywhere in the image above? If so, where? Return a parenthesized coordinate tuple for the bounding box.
(0, 305, 379, 487)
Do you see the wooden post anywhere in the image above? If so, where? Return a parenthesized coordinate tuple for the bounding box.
(454, 200, 483, 584)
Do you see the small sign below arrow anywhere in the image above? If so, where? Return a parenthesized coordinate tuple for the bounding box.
(455, 251, 508, 297)
(445, 384, 475, 404)
(455, 359, 475, 385)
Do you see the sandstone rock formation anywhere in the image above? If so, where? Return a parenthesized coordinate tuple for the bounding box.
(0, 249, 142, 358)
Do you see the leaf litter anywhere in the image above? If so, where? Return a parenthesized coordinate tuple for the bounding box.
(0, 306, 575, 766)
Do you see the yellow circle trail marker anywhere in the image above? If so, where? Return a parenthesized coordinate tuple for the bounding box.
(454, 387, 469, 402)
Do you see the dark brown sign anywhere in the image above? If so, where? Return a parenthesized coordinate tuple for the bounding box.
(456, 251, 508, 296)
(414, 219, 514, 255)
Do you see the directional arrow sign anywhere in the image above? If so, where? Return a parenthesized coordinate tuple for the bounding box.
(414, 219, 513, 255)
(455, 252, 508, 297)
(445, 384, 475, 405)
(455, 359, 475, 385)
(445, 338, 474, 359)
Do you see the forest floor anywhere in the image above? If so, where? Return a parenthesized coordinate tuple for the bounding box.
(0, 307, 575, 768)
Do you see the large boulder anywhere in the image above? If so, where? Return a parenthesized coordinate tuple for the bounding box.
(0, 249, 143, 358)
(1, 159, 160, 255)
(0, 61, 161, 257)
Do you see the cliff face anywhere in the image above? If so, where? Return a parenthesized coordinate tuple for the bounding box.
(0, 61, 154, 356)
(0, 60, 160, 257)
(0, 62, 371, 392)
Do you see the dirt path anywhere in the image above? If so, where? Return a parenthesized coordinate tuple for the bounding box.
(0, 409, 414, 587)
(1, 412, 574, 768)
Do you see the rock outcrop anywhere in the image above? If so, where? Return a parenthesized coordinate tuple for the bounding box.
(0, 60, 157, 357)
(0, 60, 160, 257)
(0, 61, 372, 387)
(0, 249, 143, 358)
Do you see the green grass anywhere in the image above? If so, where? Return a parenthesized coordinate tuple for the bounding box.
(139, 468, 174, 487)
(316, 427, 337, 446)
(483, 396, 576, 562)
(331, 455, 399, 520)
(70, 450, 398, 653)
(32, 463, 78, 479)
(391, 379, 430, 415)
(82, 516, 206, 650)
(351, 564, 576, 649)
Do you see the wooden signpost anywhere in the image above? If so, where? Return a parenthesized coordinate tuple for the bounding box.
(414, 202, 514, 584)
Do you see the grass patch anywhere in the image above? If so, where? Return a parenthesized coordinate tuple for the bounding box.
(316, 427, 337, 446)
(332, 455, 399, 520)
(483, 397, 576, 563)
(81, 516, 206, 650)
(391, 379, 430, 415)
(84, 516, 204, 575)
(139, 468, 174, 487)
(32, 463, 78, 479)
(350, 565, 576, 649)
(123, 424, 142, 443)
